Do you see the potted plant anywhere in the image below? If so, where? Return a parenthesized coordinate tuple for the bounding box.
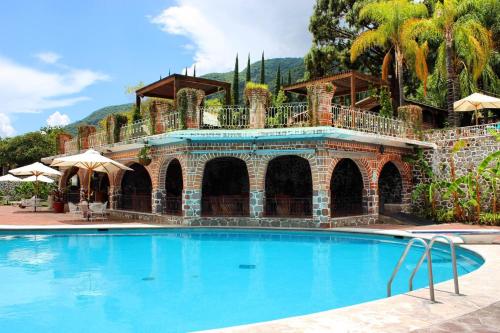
(52, 188, 65, 213)
(138, 145, 152, 166)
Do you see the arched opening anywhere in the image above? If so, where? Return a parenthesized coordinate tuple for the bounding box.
(64, 167, 80, 203)
(264, 155, 312, 217)
(378, 162, 403, 213)
(91, 173, 110, 207)
(201, 157, 249, 217)
(164, 159, 183, 215)
(330, 159, 364, 217)
(120, 163, 152, 212)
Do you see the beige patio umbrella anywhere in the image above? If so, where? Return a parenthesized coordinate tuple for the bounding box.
(50, 149, 132, 202)
(454, 93, 500, 125)
(9, 162, 62, 211)
(0, 174, 22, 182)
(22, 175, 55, 183)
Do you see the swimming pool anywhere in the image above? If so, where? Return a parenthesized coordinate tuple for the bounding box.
(0, 229, 483, 333)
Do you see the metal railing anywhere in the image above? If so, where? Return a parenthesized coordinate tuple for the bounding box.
(424, 122, 500, 142)
(266, 102, 309, 128)
(264, 197, 312, 218)
(163, 197, 182, 215)
(201, 105, 249, 129)
(409, 235, 459, 296)
(332, 104, 414, 139)
(201, 196, 249, 217)
(120, 194, 152, 213)
(387, 237, 435, 302)
(64, 138, 79, 154)
(88, 130, 108, 148)
(119, 118, 152, 142)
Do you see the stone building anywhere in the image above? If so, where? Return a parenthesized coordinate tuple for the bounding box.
(43, 73, 443, 227)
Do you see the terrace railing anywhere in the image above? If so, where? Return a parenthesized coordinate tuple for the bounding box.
(264, 197, 312, 218)
(201, 196, 249, 217)
(266, 102, 309, 128)
(331, 104, 414, 139)
(88, 130, 108, 149)
(423, 122, 500, 142)
(119, 118, 152, 142)
(200, 105, 249, 129)
(163, 196, 182, 215)
(160, 111, 180, 133)
(64, 137, 79, 154)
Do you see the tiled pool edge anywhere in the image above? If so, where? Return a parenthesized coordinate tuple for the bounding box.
(199, 244, 499, 333)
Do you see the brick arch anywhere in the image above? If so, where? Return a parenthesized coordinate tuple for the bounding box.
(327, 157, 371, 193)
(188, 153, 256, 190)
(376, 156, 413, 205)
(59, 167, 83, 189)
(112, 160, 154, 190)
(258, 153, 317, 191)
(156, 155, 187, 191)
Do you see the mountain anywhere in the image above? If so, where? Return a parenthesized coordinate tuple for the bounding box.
(64, 103, 133, 135)
(64, 57, 305, 134)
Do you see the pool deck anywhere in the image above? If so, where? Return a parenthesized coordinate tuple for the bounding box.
(1, 205, 500, 332)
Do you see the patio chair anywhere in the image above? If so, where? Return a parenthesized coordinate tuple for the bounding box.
(20, 196, 42, 211)
(89, 202, 107, 221)
(68, 202, 82, 219)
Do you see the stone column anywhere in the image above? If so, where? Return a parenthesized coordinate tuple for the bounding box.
(176, 88, 205, 130)
(78, 125, 96, 150)
(249, 190, 264, 218)
(152, 188, 165, 214)
(246, 88, 270, 129)
(307, 83, 336, 126)
(109, 186, 121, 210)
(56, 133, 73, 155)
(313, 189, 330, 226)
(182, 189, 201, 224)
(366, 169, 379, 215)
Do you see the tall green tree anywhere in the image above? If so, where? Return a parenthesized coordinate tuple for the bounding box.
(232, 54, 239, 105)
(274, 64, 281, 96)
(287, 69, 292, 86)
(246, 54, 251, 82)
(404, 0, 493, 126)
(260, 52, 265, 84)
(193, 65, 196, 77)
(350, 0, 428, 107)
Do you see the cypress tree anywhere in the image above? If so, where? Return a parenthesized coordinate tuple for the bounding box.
(287, 69, 292, 85)
(246, 54, 251, 82)
(193, 65, 196, 77)
(168, 69, 171, 76)
(232, 54, 239, 105)
(184, 67, 188, 76)
(274, 64, 281, 96)
(260, 52, 265, 84)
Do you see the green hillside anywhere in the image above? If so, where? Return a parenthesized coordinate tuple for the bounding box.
(64, 57, 305, 134)
(64, 103, 133, 135)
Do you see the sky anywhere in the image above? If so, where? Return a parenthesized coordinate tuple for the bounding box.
(0, 0, 313, 137)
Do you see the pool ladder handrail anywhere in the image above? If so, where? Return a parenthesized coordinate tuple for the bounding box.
(387, 237, 435, 302)
(409, 235, 460, 296)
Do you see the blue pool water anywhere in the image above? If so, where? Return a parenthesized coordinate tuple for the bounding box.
(0, 229, 483, 333)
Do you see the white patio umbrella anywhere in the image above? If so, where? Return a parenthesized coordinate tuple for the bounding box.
(22, 175, 55, 183)
(50, 149, 132, 202)
(9, 162, 62, 211)
(454, 93, 500, 125)
(0, 174, 22, 182)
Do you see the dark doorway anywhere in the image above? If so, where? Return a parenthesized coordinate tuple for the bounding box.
(164, 159, 183, 215)
(120, 163, 152, 212)
(264, 156, 312, 217)
(331, 159, 364, 217)
(64, 167, 80, 203)
(378, 162, 403, 213)
(201, 157, 249, 217)
(91, 173, 110, 206)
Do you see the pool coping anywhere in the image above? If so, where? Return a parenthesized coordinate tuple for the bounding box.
(0, 224, 497, 332)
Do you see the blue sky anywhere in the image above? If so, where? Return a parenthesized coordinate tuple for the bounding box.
(0, 0, 312, 137)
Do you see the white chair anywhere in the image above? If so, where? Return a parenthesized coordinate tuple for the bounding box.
(20, 196, 42, 211)
(68, 202, 82, 219)
(89, 202, 107, 221)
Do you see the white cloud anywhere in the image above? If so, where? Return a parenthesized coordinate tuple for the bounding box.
(0, 113, 15, 137)
(35, 52, 61, 64)
(46, 111, 71, 127)
(151, 0, 313, 74)
(0, 56, 109, 115)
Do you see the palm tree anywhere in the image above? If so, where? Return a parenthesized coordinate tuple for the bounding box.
(403, 0, 492, 126)
(351, 0, 428, 107)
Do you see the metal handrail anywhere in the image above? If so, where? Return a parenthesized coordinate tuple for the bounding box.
(387, 237, 435, 302)
(409, 235, 459, 295)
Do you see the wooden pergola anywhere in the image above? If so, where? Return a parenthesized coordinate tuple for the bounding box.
(135, 74, 231, 109)
(283, 70, 386, 108)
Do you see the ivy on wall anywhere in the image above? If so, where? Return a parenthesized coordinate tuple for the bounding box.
(176, 88, 205, 130)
